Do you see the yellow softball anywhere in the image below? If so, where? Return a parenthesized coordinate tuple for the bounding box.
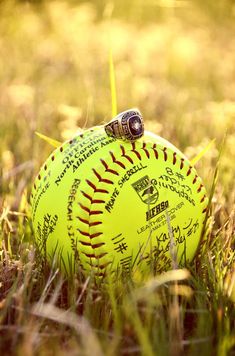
(31, 126, 208, 277)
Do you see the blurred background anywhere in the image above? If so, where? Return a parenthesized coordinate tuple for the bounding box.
(0, 0, 235, 209)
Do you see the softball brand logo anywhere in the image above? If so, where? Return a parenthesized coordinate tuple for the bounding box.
(146, 200, 169, 221)
(132, 175, 159, 205)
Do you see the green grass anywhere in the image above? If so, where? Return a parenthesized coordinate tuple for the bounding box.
(0, 1, 235, 355)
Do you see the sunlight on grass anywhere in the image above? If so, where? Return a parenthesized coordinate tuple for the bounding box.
(0, 0, 235, 355)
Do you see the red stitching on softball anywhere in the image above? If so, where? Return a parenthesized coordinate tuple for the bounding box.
(92, 199, 105, 204)
(110, 151, 126, 169)
(93, 243, 105, 250)
(90, 221, 102, 226)
(141, 143, 150, 158)
(81, 191, 105, 204)
(90, 232, 103, 239)
(44, 164, 47, 170)
(51, 155, 55, 161)
(77, 217, 102, 226)
(96, 262, 112, 270)
(83, 252, 107, 259)
(163, 147, 167, 161)
(78, 229, 90, 237)
(152, 144, 159, 159)
(131, 142, 142, 160)
(38, 174, 41, 180)
(86, 179, 109, 194)
(79, 241, 92, 246)
(197, 184, 203, 193)
(84, 260, 107, 269)
(60, 147, 63, 152)
(93, 169, 114, 185)
(78, 230, 103, 239)
(173, 152, 177, 165)
(180, 158, 184, 169)
(187, 166, 192, 176)
(81, 191, 92, 202)
(79, 241, 105, 248)
(90, 210, 103, 215)
(78, 203, 103, 215)
(193, 175, 198, 184)
(120, 145, 134, 164)
(202, 207, 207, 214)
(77, 217, 89, 224)
(79, 203, 90, 214)
(100, 159, 119, 176)
(200, 195, 206, 203)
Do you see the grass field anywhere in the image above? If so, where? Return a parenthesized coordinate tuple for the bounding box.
(0, 1, 235, 355)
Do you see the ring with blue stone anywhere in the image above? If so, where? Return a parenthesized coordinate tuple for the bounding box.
(104, 109, 144, 141)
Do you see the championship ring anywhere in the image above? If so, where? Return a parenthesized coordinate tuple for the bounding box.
(104, 109, 144, 141)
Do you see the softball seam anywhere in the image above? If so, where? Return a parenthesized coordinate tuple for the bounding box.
(76, 142, 208, 276)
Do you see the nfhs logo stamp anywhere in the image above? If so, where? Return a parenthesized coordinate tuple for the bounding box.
(132, 175, 169, 221)
(132, 175, 159, 205)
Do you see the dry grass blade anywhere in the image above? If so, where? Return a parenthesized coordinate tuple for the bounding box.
(190, 139, 216, 166)
(1, 160, 34, 181)
(134, 269, 190, 300)
(31, 303, 104, 356)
